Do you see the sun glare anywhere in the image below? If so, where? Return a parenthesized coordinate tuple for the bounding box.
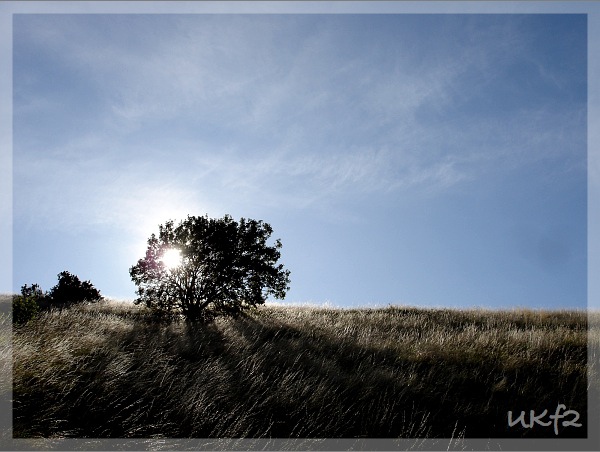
(161, 248, 182, 270)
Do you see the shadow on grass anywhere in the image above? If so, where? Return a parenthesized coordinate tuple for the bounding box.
(12, 306, 588, 439)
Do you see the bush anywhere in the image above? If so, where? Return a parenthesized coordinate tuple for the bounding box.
(47, 271, 102, 307)
(13, 274, 102, 323)
(12, 294, 39, 326)
(20, 283, 45, 300)
(13, 283, 49, 325)
(19, 283, 50, 310)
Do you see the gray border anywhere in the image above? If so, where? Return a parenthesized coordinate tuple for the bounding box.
(1, 1, 598, 450)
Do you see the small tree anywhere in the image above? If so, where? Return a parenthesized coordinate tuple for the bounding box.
(47, 271, 102, 307)
(129, 214, 291, 321)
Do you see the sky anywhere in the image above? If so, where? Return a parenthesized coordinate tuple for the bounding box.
(6, 7, 592, 310)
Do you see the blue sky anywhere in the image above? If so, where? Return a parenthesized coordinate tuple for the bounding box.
(7, 8, 591, 309)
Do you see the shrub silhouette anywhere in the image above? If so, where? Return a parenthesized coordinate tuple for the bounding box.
(18, 282, 52, 311)
(13, 275, 102, 323)
(12, 284, 44, 325)
(47, 271, 102, 307)
(129, 214, 291, 321)
(12, 296, 39, 325)
(20, 283, 45, 300)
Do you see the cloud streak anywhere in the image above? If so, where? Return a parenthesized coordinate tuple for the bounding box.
(14, 14, 586, 228)
(10, 12, 587, 308)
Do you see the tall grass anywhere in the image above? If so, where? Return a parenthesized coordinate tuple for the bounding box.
(10, 298, 592, 439)
(0, 295, 12, 446)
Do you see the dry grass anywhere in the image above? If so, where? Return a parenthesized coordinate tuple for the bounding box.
(7, 297, 593, 439)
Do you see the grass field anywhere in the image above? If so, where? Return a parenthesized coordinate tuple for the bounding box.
(5, 296, 598, 439)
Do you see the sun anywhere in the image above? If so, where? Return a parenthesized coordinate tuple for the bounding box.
(161, 248, 182, 270)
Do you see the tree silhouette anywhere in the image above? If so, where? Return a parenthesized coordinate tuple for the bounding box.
(129, 214, 291, 321)
(48, 271, 102, 307)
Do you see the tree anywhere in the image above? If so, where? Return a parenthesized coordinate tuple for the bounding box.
(129, 214, 291, 321)
(47, 271, 103, 307)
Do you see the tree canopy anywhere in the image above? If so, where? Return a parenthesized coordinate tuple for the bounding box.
(129, 214, 291, 320)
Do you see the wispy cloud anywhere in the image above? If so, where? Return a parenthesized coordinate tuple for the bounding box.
(14, 156, 201, 232)
(14, 14, 586, 231)
(11, 12, 587, 307)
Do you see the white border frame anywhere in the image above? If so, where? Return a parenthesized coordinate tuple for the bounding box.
(1, 2, 597, 450)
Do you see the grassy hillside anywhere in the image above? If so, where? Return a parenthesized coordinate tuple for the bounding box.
(8, 298, 595, 439)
